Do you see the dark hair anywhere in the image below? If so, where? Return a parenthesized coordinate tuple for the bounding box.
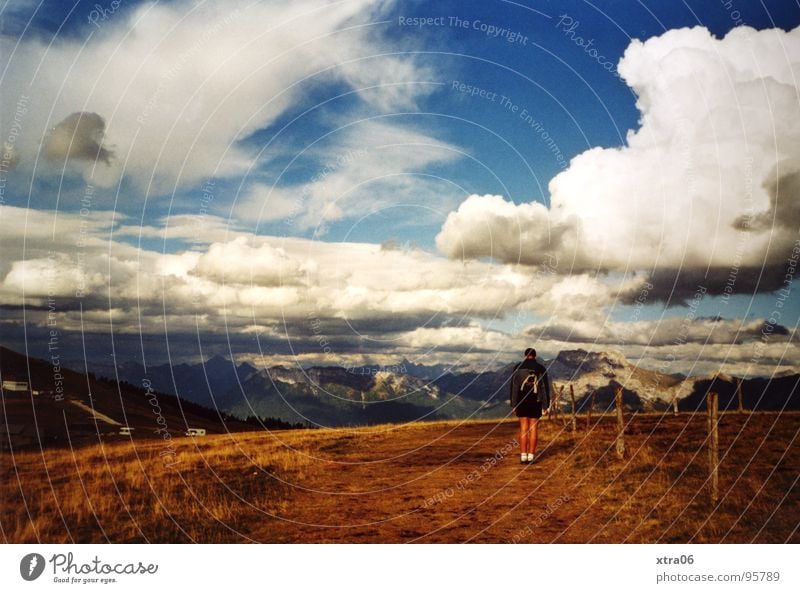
(524, 348, 536, 358)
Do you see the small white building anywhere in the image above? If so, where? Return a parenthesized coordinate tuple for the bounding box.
(2, 379, 29, 392)
(185, 428, 206, 436)
(119, 426, 135, 436)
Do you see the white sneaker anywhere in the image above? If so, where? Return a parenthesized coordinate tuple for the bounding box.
(526, 453, 535, 463)
(520, 453, 527, 464)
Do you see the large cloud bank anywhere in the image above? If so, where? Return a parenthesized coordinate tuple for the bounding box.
(1, 207, 795, 375)
(436, 26, 800, 298)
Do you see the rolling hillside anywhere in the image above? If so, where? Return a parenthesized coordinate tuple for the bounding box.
(0, 347, 289, 451)
(2, 412, 797, 543)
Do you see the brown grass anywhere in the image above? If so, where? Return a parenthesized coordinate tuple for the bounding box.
(1, 412, 797, 543)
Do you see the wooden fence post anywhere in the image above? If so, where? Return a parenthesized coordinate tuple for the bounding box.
(736, 378, 745, 414)
(552, 385, 563, 421)
(673, 397, 679, 415)
(707, 391, 719, 503)
(570, 384, 577, 433)
(615, 386, 625, 459)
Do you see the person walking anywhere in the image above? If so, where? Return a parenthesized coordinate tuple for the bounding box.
(510, 348, 551, 464)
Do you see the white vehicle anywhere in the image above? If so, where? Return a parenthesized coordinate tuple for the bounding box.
(119, 426, 135, 436)
(185, 428, 206, 436)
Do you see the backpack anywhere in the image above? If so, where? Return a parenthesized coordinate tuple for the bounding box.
(519, 370, 541, 402)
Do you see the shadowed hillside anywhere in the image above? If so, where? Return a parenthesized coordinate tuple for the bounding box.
(0, 347, 297, 451)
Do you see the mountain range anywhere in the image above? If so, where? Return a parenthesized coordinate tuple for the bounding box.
(3, 345, 797, 445)
(86, 349, 800, 427)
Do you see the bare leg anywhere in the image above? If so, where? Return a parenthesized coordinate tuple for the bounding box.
(528, 419, 539, 455)
(518, 417, 529, 456)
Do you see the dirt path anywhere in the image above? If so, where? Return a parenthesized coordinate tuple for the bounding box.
(69, 399, 123, 426)
(251, 419, 588, 543)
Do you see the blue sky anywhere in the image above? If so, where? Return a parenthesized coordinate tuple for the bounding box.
(0, 0, 798, 374)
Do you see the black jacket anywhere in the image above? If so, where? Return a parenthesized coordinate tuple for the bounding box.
(510, 358, 551, 409)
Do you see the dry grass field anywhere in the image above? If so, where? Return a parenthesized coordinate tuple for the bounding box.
(1, 412, 797, 543)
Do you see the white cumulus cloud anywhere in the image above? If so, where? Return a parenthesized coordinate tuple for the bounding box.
(436, 25, 800, 298)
